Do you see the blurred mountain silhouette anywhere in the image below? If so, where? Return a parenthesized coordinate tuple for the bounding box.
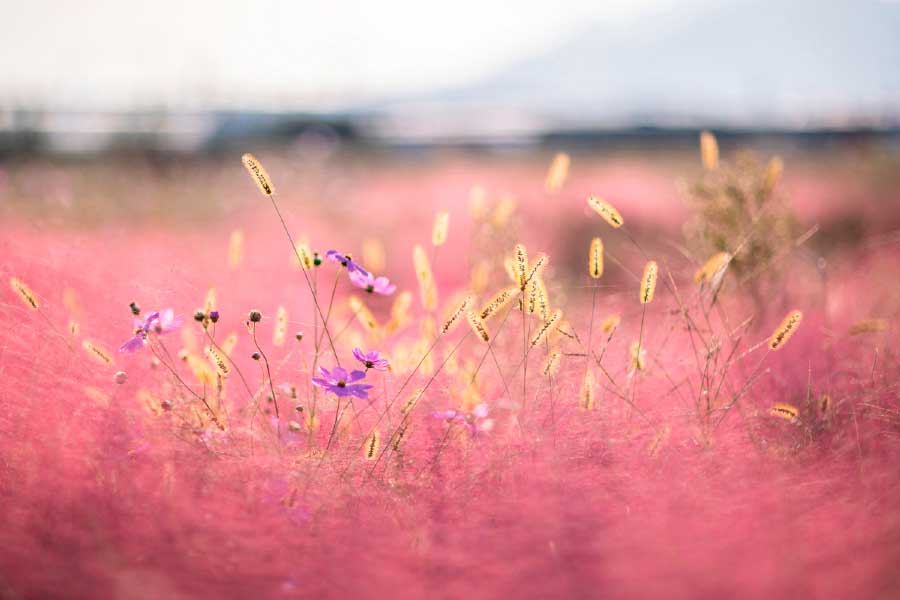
(370, 0, 900, 139)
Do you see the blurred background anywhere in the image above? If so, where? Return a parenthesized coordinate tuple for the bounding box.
(2, 0, 898, 156)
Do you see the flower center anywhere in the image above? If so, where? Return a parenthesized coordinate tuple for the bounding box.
(337, 380, 346, 388)
(366, 285, 374, 293)
(365, 360, 374, 368)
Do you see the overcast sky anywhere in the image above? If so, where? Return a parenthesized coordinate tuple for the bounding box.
(0, 0, 699, 110)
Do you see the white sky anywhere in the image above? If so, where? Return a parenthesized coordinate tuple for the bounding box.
(0, 0, 685, 110)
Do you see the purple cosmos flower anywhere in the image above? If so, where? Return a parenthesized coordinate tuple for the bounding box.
(432, 403, 493, 437)
(312, 366, 373, 399)
(349, 270, 397, 295)
(325, 250, 369, 276)
(352, 348, 390, 371)
(119, 308, 181, 353)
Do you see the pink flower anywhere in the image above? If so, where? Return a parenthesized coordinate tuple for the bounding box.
(352, 348, 390, 371)
(349, 270, 397, 295)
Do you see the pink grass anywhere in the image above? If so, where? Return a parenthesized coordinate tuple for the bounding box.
(1, 153, 900, 599)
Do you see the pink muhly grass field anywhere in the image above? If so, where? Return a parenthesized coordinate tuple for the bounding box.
(1, 147, 899, 599)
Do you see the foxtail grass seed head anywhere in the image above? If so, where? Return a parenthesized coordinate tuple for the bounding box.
(849, 319, 888, 335)
(523, 253, 548, 290)
(533, 278, 550, 321)
(601, 315, 621, 334)
(480, 287, 517, 321)
(241, 153, 274, 196)
(273, 306, 288, 346)
(544, 152, 570, 192)
(349, 296, 379, 332)
(206, 345, 230, 377)
(764, 156, 784, 193)
(469, 185, 488, 221)
(769, 403, 799, 423)
(204, 288, 216, 315)
(818, 394, 832, 420)
(432, 210, 450, 246)
(768, 310, 802, 351)
(392, 421, 412, 452)
(700, 130, 719, 170)
(228, 230, 244, 269)
(530, 309, 562, 348)
(586, 196, 623, 228)
(364, 429, 380, 460)
(542, 350, 562, 377)
(413, 244, 437, 310)
(629, 341, 646, 371)
(221, 332, 239, 356)
(9, 277, 38, 310)
(401, 388, 425, 416)
(514, 244, 528, 290)
(694, 251, 732, 286)
(639, 261, 658, 304)
(442, 295, 474, 334)
(580, 370, 596, 411)
(82, 340, 114, 366)
(69, 320, 80, 336)
(589, 237, 604, 279)
(492, 196, 516, 227)
(466, 310, 491, 343)
(295, 242, 314, 270)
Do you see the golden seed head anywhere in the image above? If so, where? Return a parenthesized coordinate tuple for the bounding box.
(764, 156, 784, 193)
(206, 345, 230, 377)
(82, 340, 114, 366)
(221, 332, 239, 356)
(768, 310, 802, 351)
(700, 130, 719, 170)
(480, 287, 517, 321)
(241, 153, 274, 196)
(694, 251, 732, 286)
(442, 295, 474, 334)
(601, 314, 621, 335)
(639, 260, 658, 304)
(466, 310, 491, 343)
(522, 253, 548, 291)
(586, 196, 623, 228)
(849, 319, 888, 335)
(514, 244, 528, 289)
(530, 309, 562, 348)
(413, 244, 437, 310)
(629, 341, 646, 371)
(580, 369, 596, 411)
(544, 152, 570, 192)
(294, 242, 314, 270)
(542, 350, 562, 377)
(272, 306, 288, 346)
(589, 237, 604, 279)
(9, 277, 39, 310)
(769, 403, 799, 423)
(349, 296, 379, 332)
(432, 210, 450, 246)
(818, 394, 831, 420)
(364, 429, 380, 460)
(492, 196, 516, 227)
